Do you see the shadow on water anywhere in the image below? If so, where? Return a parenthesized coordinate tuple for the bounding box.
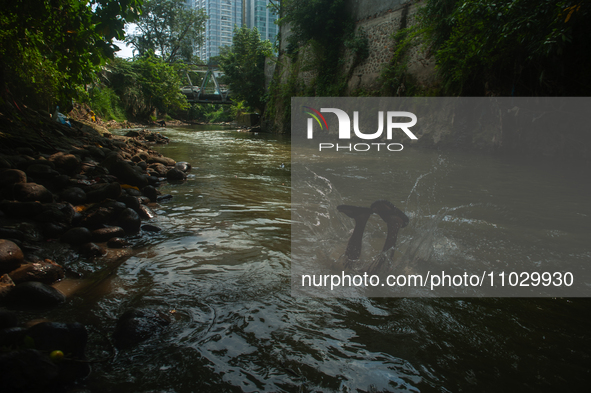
(38, 125, 591, 392)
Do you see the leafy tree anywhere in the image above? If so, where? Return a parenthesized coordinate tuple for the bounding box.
(277, 0, 354, 95)
(127, 0, 207, 63)
(423, 0, 591, 95)
(0, 0, 142, 109)
(105, 54, 188, 119)
(218, 26, 273, 115)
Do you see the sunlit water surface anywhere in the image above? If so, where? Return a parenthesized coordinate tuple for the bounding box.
(40, 125, 590, 392)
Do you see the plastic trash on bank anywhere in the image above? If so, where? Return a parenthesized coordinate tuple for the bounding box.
(53, 106, 71, 127)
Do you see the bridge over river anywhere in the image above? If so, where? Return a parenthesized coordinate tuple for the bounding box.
(181, 66, 232, 104)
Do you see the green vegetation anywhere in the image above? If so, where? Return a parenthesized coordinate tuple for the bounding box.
(0, 0, 142, 110)
(218, 26, 273, 116)
(127, 0, 208, 64)
(101, 55, 189, 120)
(423, 0, 591, 95)
(279, 0, 357, 96)
(88, 87, 127, 122)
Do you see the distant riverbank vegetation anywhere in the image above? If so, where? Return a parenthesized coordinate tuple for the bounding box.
(269, 0, 589, 99)
(1, 0, 273, 125)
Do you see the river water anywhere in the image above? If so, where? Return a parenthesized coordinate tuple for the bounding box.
(48, 125, 590, 391)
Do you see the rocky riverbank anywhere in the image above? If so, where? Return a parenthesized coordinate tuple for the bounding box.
(0, 103, 190, 392)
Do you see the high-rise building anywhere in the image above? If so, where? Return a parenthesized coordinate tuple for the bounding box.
(194, 0, 244, 61)
(192, 0, 278, 62)
(244, 0, 279, 43)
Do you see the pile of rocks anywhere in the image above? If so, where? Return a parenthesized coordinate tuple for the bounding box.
(0, 105, 190, 390)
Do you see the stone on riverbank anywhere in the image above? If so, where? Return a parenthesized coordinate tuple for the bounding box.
(8, 259, 65, 285)
(117, 208, 141, 233)
(4, 281, 66, 308)
(12, 182, 53, 203)
(166, 167, 186, 181)
(61, 227, 92, 245)
(92, 226, 126, 242)
(0, 239, 25, 274)
(112, 308, 172, 349)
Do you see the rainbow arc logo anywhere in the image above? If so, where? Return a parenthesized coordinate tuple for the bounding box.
(302, 106, 328, 131)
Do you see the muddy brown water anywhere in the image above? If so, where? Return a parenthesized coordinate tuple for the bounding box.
(25, 125, 590, 392)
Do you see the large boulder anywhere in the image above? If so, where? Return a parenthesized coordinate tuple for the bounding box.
(0, 239, 24, 275)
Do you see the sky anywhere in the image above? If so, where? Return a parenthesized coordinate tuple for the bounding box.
(114, 39, 134, 59)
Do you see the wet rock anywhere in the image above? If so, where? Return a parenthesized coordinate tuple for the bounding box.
(8, 259, 65, 285)
(42, 222, 69, 239)
(157, 194, 173, 202)
(0, 274, 15, 298)
(166, 168, 186, 181)
(0, 239, 25, 274)
(107, 237, 130, 248)
(0, 156, 12, 169)
(86, 182, 121, 203)
(0, 349, 59, 392)
(15, 147, 36, 156)
(142, 185, 158, 202)
(148, 163, 168, 176)
(0, 309, 18, 329)
(27, 321, 88, 359)
(117, 208, 141, 233)
(5, 281, 66, 308)
(86, 146, 106, 160)
(148, 156, 175, 166)
(175, 161, 192, 173)
(62, 227, 92, 245)
(0, 168, 27, 187)
(92, 226, 126, 242)
(141, 224, 161, 232)
(112, 308, 172, 349)
(79, 242, 106, 257)
(0, 227, 25, 242)
(147, 175, 162, 186)
(12, 182, 54, 203)
(26, 322, 91, 383)
(79, 206, 116, 229)
(0, 325, 26, 345)
(49, 152, 81, 175)
(109, 160, 148, 188)
(0, 200, 44, 218)
(123, 187, 143, 197)
(137, 204, 156, 220)
(26, 163, 60, 179)
(119, 195, 141, 211)
(60, 187, 87, 205)
(36, 203, 75, 225)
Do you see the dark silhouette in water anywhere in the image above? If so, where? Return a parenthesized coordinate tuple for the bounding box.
(336, 205, 373, 263)
(337, 200, 409, 273)
(371, 200, 409, 251)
